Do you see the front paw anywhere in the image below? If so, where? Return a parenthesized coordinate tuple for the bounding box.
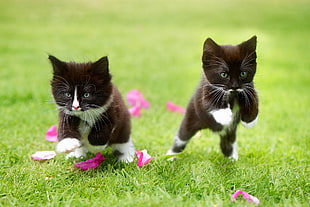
(118, 153, 135, 163)
(241, 116, 258, 128)
(166, 149, 179, 161)
(210, 108, 233, 126)
(56, 138, 81, 153)
(110, 138, 135, 163)
(65, 147, 87, 159)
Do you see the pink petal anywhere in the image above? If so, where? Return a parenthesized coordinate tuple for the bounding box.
(128, 105, 141, 117)
(139, 99, 150, 109)
(126, 90, 150, 109)
(45, 125, 58, 142)
(136, 150, 154, 167)
(74, 153, 105, 171)
(166, 101, 186, 115)
(231, 190, 260, 205)
(31, 151, 56, 160)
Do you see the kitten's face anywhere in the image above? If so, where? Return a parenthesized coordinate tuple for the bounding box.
(202, 36, 257, 92)
(49, 56, 112, 114)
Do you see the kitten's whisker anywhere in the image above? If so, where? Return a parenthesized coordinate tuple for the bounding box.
(205, 85, 227, 108)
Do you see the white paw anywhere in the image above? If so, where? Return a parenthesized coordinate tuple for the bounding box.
(229, 142, 238, 161)
(166, 149, 178, 161)
(210, 108, 233, 126)
(110, 138, 135, 163)
(65, 147, 87, 159)
(241, 116, 258, 128)
(166, 149, 177, 156)
(118, 153, 135, 163)
(56, 138, 81, 153)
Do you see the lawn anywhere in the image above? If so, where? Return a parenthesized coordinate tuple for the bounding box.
(0, 0, 309, 206)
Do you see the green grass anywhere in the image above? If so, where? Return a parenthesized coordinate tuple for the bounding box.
(0, 0, 309, 206)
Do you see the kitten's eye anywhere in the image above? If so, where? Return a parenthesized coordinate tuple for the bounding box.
(83, 92, 90, 98)
(64, 92, 71, 98)
(240, 71, 248, 79)
(220, 72, 229, 79)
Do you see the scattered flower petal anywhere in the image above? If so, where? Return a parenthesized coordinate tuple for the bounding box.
(31, 151, 56, 160)
(74, 153, 105, 170)
(136, 150, 154, 167)
(127, 90, 150, 109)
(128, 105, 141, 117)
(46, 125, 58, 142)
(231, 190, 260, 205)
(166, 101, 186, 115)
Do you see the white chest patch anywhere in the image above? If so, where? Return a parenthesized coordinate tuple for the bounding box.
(210, 108, 233, 126)
(67, 97, 113, 153)
(77, 97, 113, 127)
(64, 97, 113, 127)
(210, 103, 240, 135)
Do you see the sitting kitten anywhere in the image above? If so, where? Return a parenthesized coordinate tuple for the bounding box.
(167, 36, 259, 160)
(49, 55, 135, 162)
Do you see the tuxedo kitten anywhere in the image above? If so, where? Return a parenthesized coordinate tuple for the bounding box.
(167, 36, 259, 160)
(49, 55, 135, 162)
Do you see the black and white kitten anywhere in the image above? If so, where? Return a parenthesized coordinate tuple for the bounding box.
(167, 36, 259, 160)
(49, 55, 135, 162)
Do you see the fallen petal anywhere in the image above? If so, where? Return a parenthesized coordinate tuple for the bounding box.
(74, 152, 105, 170)
(31, 151, 56, 160)
(126, 90, 139, 106)
(127, 90, 150, 109)
(128, 105, 141, 117)
(46, 125, 58, 142)
(166, 101, 186, 115)
(231, 190, 260, 205)
(140, 99, 150, 109)
(136, 150, 154, 167)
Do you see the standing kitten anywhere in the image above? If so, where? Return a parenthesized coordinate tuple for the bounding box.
(49, 55, 135, 162)
(167, 36, 259, 160)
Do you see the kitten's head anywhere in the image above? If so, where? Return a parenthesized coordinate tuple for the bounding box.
(202, 36, 257, 92)
(49, 55, 112, 114)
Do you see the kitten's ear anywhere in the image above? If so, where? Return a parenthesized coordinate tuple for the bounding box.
(48, 55, 67, 74)
(92, 56, 110, 75)
(239, 35, 257, 52)
(202, 38, 221, 61)
(203, 38, 221, 54)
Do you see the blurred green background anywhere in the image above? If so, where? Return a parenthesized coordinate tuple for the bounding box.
(0, 0, 309, 206)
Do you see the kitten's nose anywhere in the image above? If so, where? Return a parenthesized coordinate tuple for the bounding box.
(72, 106, 80, 110)
(231, 82, 239, 91)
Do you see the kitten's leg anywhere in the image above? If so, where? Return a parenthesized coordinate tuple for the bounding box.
(166, 135, 190, 156)
(167, 104, 201, 156)
(219, 129, 238, 160)
(108, 114, 135, 163)
(56, 113, 84, 158)
(110, 137, 135, 163)
(239, 87, 259, 127)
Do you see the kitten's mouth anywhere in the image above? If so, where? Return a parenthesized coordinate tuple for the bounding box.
(226, 88, 244, 99)
(71, 109, 84, 114)
(61, 106, 84, 115)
